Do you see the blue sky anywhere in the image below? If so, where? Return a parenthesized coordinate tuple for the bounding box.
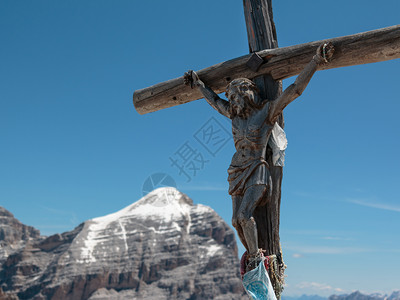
(1, 0, 399, 296)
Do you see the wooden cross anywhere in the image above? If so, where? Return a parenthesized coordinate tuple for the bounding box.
(133, 0, 399, 297)
(133, 23, 400, 115)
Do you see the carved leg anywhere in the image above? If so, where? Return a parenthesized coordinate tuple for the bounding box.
(237, 185, 267, 256)
(232, 195, 249, 251)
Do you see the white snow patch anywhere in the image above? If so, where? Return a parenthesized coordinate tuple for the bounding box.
(206, 244, 223, 257)
(199, 244, 223, 259)
(191, 204, 212, 215)
(118, 219, 128, 253)
(186, 208, 192, 234)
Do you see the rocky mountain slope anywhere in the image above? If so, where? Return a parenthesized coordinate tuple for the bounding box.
(0, 207, 41, 265)
(0, 187, 246, 299)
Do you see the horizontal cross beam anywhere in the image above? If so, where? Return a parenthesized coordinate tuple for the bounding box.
(133, 25, 400, 115)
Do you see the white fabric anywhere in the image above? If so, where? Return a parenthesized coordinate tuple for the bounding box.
(268, 122, 287, 167)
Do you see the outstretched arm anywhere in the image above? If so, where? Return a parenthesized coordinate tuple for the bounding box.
(184, 70, 230, 118)
(268, 42, 335, 123)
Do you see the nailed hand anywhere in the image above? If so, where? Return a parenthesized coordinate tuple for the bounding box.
(183, 70, 200, 89)
(316, 42, 335, 64)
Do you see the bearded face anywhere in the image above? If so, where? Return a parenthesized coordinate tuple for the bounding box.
(226, 79, 259, 117)
(229, 91, 249, 115)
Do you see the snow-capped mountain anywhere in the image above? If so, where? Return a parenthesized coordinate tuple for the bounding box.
(0, 187, 246, 299)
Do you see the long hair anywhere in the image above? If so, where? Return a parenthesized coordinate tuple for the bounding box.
(225, 78, 262, 117)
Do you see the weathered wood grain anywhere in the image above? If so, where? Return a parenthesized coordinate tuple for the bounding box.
(133, 25, 400, 114)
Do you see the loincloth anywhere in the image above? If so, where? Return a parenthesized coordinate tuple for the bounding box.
(227, 159, 272, 196)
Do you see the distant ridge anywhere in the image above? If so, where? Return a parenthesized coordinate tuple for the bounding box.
(282, 291, 400, 300)
(283, 295, 327, 300)
(330, 291, 400, 300)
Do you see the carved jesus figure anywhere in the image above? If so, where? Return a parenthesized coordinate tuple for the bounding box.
(184, 42, 334, 271)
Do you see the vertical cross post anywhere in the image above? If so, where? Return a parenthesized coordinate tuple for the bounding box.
(243, 0, 285, 297)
